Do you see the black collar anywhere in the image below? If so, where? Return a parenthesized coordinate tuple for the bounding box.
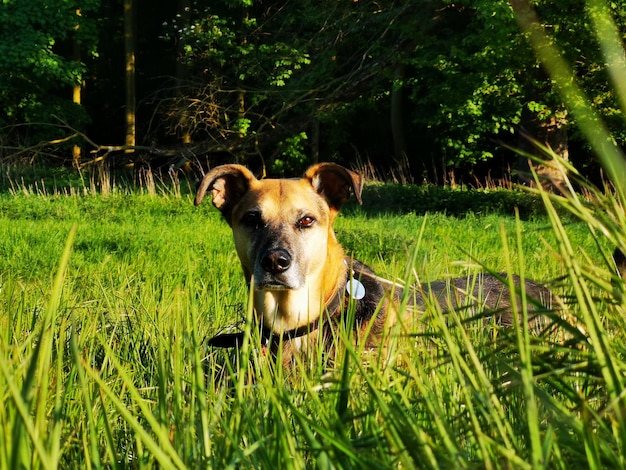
(207, 258, 363, 349)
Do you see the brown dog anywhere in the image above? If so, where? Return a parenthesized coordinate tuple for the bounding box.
(195, 163, 552, 363)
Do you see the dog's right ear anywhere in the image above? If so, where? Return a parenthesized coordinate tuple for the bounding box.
(304, 162, 363, 211)
(194, 164, 256, 223)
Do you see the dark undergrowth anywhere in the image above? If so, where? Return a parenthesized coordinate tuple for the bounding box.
(1, 162, 546, 219)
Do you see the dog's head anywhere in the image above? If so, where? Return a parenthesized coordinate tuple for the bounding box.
(195, 163, 363, 332)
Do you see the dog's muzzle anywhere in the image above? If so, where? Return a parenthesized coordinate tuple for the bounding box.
(254, 247, 303, 289)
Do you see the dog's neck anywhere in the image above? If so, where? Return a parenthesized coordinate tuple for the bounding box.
(207, 258, 387, 356)
(258, 278, 346, 343)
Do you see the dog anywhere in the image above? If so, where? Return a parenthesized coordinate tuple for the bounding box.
(195, 163, 553, 364)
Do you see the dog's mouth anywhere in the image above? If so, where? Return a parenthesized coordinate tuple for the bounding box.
(254, 270, 304, 291)
(254, 275, 302, 290)
(255, 281, 291, 290)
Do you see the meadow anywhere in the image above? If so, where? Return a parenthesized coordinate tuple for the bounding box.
(0, 170, 624, 468)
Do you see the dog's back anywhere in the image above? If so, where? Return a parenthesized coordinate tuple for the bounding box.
(411, 273, 552, 330)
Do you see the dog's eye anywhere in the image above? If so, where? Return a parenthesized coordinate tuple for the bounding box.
(241, 211, 262, 229)
(297, 216, 315, 228)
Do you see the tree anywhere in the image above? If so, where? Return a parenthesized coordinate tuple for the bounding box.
(3, 0, 625, 184)
(0, 0, 100, 158)
(401, 0, 626, 182)
(156, 0, 409, 173)
(124, 0, 135, 155)
(159, 0, 313, 171)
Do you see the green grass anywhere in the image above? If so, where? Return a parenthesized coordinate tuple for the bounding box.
(0, 178, 623, 467)
(3, 0, 626, 464)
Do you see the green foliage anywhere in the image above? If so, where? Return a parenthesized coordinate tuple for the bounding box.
(3, 0, 626, 178)
(270, 132, 309, 175)
(0, 0, 100, 144)
(403, 2, 530, 163)
(159, 0, 315, 157)
(157, 0, 414, 169)
(155, 0, 626, 173)
(513, 0, 626, 194)
(401, 0, 626, 166)
(232, 117, 251, 137)
(165, 3, 311, 89)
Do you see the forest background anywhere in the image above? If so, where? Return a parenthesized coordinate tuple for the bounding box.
(2, 0, 626, 185)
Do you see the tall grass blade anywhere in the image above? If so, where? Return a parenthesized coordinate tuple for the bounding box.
(189, 298, 212, 460)
(0, 353, 53, 470)
(49, 316, 70, 466)
(501, 214, 543, 467)
(70, 333, 104, 469)
(2, 225, 77, 469)
(530, 157, 626, 465)
(81, 342, 186, 469)
(37, 225, 76, 398)
(586, 0, 626, 131)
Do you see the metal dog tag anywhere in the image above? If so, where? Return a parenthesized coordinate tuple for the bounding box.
(346, 278, 366, 300)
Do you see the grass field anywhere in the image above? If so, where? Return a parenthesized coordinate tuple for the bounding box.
(0, 174, 624, 468)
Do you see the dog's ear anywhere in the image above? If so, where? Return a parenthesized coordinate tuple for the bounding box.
(194, 164, 256, 222)
(304, 163, 363, 211)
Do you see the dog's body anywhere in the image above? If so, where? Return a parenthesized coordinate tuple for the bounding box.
(195, 163, 552, 362)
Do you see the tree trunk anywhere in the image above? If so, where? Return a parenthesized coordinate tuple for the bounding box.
(236, 6, 248, 143)
(236, 90, 245, 139)
(517, 106, 569, 191)
(391, 63, 407, 162)
(176, 0, 191, 145)
(124, 0, 136, 154)
(72, 9, 82, 166)
(310, 115, 320, 164)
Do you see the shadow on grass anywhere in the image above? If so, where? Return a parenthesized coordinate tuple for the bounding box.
(1, 163, 546, 219)
(350, 183, 545, 219)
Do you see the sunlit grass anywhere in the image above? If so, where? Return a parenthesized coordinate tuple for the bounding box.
(0, 172, 622, 467)
(2, 0, 626, 461)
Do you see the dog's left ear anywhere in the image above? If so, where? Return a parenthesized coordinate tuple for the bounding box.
(194, 164, 257, 223)
(304, 163, 363, 211)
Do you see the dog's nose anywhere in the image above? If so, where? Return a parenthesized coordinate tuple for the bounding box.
(261, 248, 291, 274)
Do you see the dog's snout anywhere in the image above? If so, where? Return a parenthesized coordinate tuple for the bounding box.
(261, 248, 292, 274)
